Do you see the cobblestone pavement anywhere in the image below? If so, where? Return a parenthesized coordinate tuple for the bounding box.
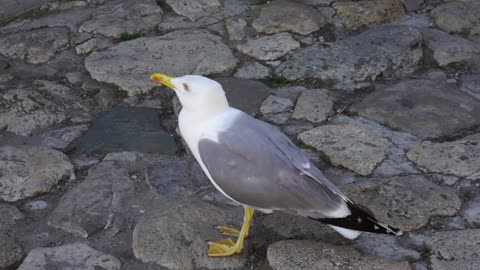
(1, 0, 480, 269)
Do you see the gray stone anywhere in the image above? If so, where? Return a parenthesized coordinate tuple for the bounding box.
(260, 211, 345, 243)
(423, 28, 480, 67)
(158, 15, 221, 32)
(283, 121, 314, 136)
(332, 0, 405, 29)
(332, 81, 372, 91)
(75, 37, 113, 54)
(0, 145, 75, 202)
(24, 200, 49, 211)
(75, 107, 179, 155)
(267, 240, 411, 270)
(274, 86, 306, 100)
(0, 204, 24, 228)
(71, 155, 99, 169)
(215, 78, 270, 115)
(165, 0, 221, 21)
(264, 112, 292, 125)
(463, 196, 480, 227)
(0, 7, 92, 34)
(137, 99, 162, 109)
(234, 62, 271, 79)
(341, 175, 461, 231)
(65, 72, 85, 85)
(295, 0, 334, 5)
(224, 0, 250, 17)
(298, 124, 391, 175)
(0, 82, 74, 135)
(0, 233, 23, 270)
(132, 202, 246, 270)
(237, 33, 300, 61)
(407, 133, 480, 180)
(17, 242, 121, 270)
(351, 79, 480, 139)
(260, 95, 294, 115)
(427, 70, 448, 81)
(431, 1, 480, 35)
(386, 13, 433, 28)
(85, 30, 237, 95)
(226, 18, 246, 41)
(48, 162, 134, 237)
(79, 0, 163, 38)
(400, 0, 424, 12)
(278, 26, 422, 82)
(252, 0, 326, 35)
(425, 229, 480, 270)
(292, 89, 333, 124)
(0, 0, 50, 24)
(460, 75, 480, 100)
(40, 124, 89, 150)
(354, 234, 421, 261)
(0, 27, 69, 64)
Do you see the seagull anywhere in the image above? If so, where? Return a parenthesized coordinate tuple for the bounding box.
(150, 73, 402, 257)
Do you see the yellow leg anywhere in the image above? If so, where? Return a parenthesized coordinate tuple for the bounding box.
(208, 206, 254, 257)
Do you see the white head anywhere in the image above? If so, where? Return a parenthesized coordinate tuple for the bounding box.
(151, 73, 229, 114)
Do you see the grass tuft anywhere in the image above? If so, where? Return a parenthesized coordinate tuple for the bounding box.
(260, 75, 289, 88)
(119, 32, 141, 41)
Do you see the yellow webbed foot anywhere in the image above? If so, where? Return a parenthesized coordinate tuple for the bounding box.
(215, 225, 241, 237)
(207, 238, 242, 256)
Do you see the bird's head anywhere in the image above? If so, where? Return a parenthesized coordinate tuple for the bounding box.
(151, 73, 228, 113)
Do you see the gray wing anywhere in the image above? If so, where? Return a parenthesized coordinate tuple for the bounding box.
(198, 112, 349, 218)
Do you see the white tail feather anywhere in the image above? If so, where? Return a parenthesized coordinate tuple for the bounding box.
(329, 225, 362, 239)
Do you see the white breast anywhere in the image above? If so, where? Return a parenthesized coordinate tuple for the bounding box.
(179, 107, 243, 204)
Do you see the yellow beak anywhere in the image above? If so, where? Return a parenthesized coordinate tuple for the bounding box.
(150, 73, 175, 89)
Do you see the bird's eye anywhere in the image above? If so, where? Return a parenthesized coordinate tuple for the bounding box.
(182, 83, 190, 92)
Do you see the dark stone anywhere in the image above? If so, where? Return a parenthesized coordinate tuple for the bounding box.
(214, 77, 270, 115)
(75, 107, 179, 154)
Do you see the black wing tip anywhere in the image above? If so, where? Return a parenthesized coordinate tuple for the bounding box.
(314, 202, 403, 236)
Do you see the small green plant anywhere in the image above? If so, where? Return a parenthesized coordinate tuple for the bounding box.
(260, 75, 289, 88)
(119, 32, 141, 41)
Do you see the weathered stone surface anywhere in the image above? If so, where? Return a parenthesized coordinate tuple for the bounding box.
(0, 80, 83, 135)
(260, 95, 294, 115)
(407, 133, 480, 180)
(341, 175, 461, 231)
(298, 124, 391, 175)
(431, 1, 480, 35)
(292, 89, 333, 124)
(0, 145, 74, 202)
(0, 0, 50, 24)
(40, 124, 89, 150)
(132, 202, 245, 270)
(224, 0, 249, 17)
(48, 162, 133, 237)
(234, 62, 271, 79)
(423, 28, 480, 67)
(267, 240, 411, 270)
(0, 7, 92, 34)
(0, 27, 69, 64)
(260, 211, 345, 243)
(75, 107, 178, 155)
(237, 33, 300, 61)
(79, 0, 163, 38)
(252, 0, 326, 35)
(331, 116, 420, 177)
(351, 80, 480, 139)
(279, 26, 422, 82)
(215, 78, 270, 115)
(17, 242, 121, 270)
(165, 0, 221, 21)
(354, 234, 421, 261)
(461, 75, 480, 100)
(333, 0, 405, 29)
(425, 229, 480, 270)
(226, 17, 246, 41)
(85, 30, 237, 95)
(463, 196, 480, 228)
(75, 37, 113, 54)
(400, 0, 424, 12)
(0, 233, 23, 270)
(0, 204, 24, 228)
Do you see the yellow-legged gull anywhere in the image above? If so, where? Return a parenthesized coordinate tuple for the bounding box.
(151, 73, 402, 257)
